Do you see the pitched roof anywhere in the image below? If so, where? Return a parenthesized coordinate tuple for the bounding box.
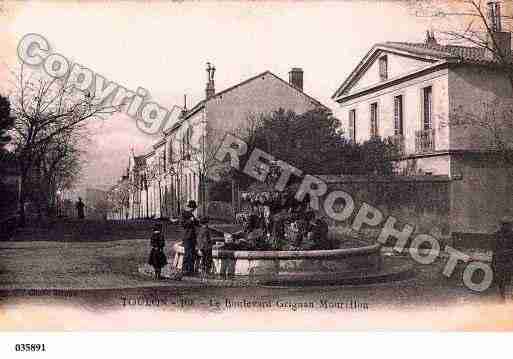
(135, 70, 328, 161)
(164, 70, 328, 133)
(208, 70, 328, 110)
(332, 40, 512, 100)
(380, 41, 500, 65)
(177, 70, 327, 122)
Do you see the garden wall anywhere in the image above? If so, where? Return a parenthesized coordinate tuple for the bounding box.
(207, 201, 234, 222)
(316, 175, 451, 243)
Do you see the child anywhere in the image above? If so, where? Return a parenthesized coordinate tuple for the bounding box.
(196, 217, 213, 276)
(148, 223, 167, 280)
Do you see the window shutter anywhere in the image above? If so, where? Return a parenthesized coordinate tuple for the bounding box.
(394, 95, 403, 135)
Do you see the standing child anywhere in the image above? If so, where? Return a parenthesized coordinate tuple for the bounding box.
(493, 216, 513, 300)
(196, 217, 213, 276)
(148, 223, 167, 280)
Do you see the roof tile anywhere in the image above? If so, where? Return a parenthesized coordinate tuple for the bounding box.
(379, 41, 510, 65)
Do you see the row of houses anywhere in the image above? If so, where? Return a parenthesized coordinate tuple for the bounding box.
(118, 65, 325, 222)
(113, 3, 513, 235)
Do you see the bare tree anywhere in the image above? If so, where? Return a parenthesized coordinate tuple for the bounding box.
(36, 129, 87, 216)
(9, 66, 121, 225)
(107, 179, 131, 220)
(184, 124, 225, 216)
(234, 112, 265, 150)
(409, 0, 513, 158)
(450, 99, 513, 159)
(410, 0, 513, 88)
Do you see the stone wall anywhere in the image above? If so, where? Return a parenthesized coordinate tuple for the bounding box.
(450, 154, 513, 234)
(448, 65, 513, 151)
(316, 175, 451, 241)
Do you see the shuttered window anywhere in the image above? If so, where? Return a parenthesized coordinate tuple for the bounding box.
(394, 95, 403, 136)
(423, 86, 432, 130)
(168, 140, 173, 164)
(370, 102, 379, 137)
(349, 109, 356, 141)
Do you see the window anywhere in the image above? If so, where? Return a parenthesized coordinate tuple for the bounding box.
(182, 126, 193, 160)
(348, 109, 356, 141)
(188, 174, 192, 200)
(394, 95, 403, 136)
(370, 102, 379, 137)
(193, 174, 197, 201)
(184, 175, 188, 200)
(379, 55, 388, 81)
(422, 86, 432, 130)
(168, 140, 174, 164)
(186, 126, 192, 155)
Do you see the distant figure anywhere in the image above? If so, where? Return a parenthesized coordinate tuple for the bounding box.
(493, 216, 513, 300)
(76, 198, 85, 219)
(181, 200, 199, 275)
(148, 223, 167, 280)
(197, 216, 213, 276)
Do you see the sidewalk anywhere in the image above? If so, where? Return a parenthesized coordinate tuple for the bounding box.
(0, 239, 195, 291)
(381, 247, 492, 262)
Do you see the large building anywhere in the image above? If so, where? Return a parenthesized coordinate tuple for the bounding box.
(124, 65, 327, 220)
(332, 4, 513, 233)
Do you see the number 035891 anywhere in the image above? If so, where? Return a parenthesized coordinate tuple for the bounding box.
(15, 344, 46, 352)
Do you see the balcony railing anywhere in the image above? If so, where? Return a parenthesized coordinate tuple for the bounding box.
(390, 134, 405, 157)
(415, 129, 435, 153)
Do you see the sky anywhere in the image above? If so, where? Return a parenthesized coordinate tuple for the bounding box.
(0, 0, 439, 193)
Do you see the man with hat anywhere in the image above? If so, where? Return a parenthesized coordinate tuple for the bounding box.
(181, 200, 199, 275)
(492, 216, 513, 300)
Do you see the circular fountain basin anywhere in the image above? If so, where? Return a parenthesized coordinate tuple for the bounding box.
(172, 240, 382, 277)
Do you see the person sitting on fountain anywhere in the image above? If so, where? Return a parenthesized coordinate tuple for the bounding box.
(307, 215, 332, 250)
(248, 204, 262, 232)
(148, 223, 167, 280)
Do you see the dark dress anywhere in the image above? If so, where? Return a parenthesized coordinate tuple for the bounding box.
(197, 225, 213, 273)
(76, 201, 85, 219)
(181, 210, 198, 274)
(492, 228, 513, 296)
(310, 218, 332, 250)
(148, 231, 167, 269)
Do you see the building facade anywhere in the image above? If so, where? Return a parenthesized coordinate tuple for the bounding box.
(123, 65, 326, 220)
(332, 9, 513, 233)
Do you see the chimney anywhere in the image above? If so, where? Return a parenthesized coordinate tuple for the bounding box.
(205, 62, 216, 99)
(288, 67, 303, 91)
(486, 1, 512, 59)
(181, 94, 188, 118)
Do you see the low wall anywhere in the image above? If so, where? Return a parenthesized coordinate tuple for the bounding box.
(450, 154, 513, 234)
(206, 201, 234, 222)
(316, 175, 451, 240)
(172, 242, 382, 277)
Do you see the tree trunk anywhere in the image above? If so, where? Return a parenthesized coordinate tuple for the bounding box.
(158, 180, 163, 218)
(231, 179, 236, 218)
(201, 174, 209, 217)
(17, 169, 28, 227)
(146, 187, 149, 219)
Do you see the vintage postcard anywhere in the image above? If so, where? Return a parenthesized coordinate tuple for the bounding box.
(1, 0, 513, 337)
